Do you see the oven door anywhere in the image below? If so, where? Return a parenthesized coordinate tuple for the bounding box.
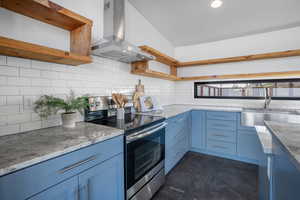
(126, 122, 166, 195)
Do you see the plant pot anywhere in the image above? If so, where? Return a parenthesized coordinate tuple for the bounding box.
(61, 112, 77, 128)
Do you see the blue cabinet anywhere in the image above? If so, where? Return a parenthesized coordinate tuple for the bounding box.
(165, 112, 190, 174)
(29, 177, 78, 200)
(272, 136, 300, 200)
(0, 136, 124, 200)
(191, 110, 206, 150)
(79, 154, 124, 200)
(237, 130, 263, 163)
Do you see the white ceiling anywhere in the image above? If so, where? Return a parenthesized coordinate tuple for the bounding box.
(128, 0, 300, 47)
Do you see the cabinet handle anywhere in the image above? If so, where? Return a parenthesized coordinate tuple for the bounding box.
(212, 134, 229, 138)
(58, 155, 98, 174)
(212, 145, 227, 149)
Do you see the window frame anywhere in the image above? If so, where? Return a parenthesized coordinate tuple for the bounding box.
(194, 78, 300, 100)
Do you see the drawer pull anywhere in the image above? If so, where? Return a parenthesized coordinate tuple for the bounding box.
(212, 145, 227, 149)
(58, 155, 98, 174)
(212, 134, 229, 138)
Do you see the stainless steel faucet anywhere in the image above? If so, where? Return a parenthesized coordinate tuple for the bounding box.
(264, 88, 272, 109)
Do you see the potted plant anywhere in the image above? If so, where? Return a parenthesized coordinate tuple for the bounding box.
(34, 91, 88, 128)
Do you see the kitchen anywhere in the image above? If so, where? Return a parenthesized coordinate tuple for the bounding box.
(0, 0, 300, 200)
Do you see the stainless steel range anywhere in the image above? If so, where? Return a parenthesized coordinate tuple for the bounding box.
(85, 101, 166, 200)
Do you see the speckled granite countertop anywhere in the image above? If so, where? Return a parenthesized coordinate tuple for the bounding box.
(0, 122, 123, 176)
(139, 104, 243, 118)
(265, 121, 300, 169)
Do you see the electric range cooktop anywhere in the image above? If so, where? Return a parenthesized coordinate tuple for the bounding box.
(89, 113, 165, 134)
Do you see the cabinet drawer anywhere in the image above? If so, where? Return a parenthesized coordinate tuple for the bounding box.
(207, 119, 236, 131)
(166, 124, 188, 148)
(207, 128, 237, 143)
(166, 113, 188, 136)
(207, 140, 236, 155)
(166, 136, 189, 173)
(0, 136, 123, 200)
(207, 111, 237, 121)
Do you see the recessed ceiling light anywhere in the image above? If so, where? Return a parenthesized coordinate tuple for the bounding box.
(211, 0, 223, 8)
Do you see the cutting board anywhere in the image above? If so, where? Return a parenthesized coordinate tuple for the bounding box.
(133, 80, 144, 112)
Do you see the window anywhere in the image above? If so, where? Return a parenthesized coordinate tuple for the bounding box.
(194, 79, 300, 100)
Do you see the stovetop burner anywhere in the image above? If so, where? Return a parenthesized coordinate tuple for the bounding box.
(88, 113, 165, 134)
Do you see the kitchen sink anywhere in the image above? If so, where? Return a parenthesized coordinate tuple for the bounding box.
(241, 108, 300, 127)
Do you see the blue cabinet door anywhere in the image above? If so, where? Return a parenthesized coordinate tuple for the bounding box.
(191, 110, 206, 150)
(78, 154, 124, 200)
(28, 176, 78, 200)
(237, 130, 263, 163)
(272, 137, 300, 200)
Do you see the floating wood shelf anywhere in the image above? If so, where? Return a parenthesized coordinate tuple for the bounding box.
(177, 49, 300, 67)
(134, 45, 300, 81)
(139, 45, 179, 66)
(131, 59, 179, 81)
(132, 69, 179, 81)
(0, 36, 92, 65)
(0, 0, 93, 66)
(177, 71, 300, 81)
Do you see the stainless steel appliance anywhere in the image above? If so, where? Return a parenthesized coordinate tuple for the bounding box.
(92, 0, 155, 63)
(126, 121, 166, 200)
(85, 106, 166, 200)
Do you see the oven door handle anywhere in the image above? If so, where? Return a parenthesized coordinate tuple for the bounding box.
(126, 122, 167, 143)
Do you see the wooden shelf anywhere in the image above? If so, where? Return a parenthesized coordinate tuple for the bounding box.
(139, 45, 179, 66)
(0, 0, 93, 65)
(177, 71, 300, 81)
(177, 49, 300, 67)
(132, 69, 179, 81)
(0, 0, 92, 31)
(0, 36, 92, 65)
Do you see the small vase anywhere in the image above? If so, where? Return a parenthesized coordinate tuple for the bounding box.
(117, 108, 125, 120)
(61, 112, 77, 128)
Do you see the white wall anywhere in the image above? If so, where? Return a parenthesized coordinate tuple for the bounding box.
(0, 0, 175, 136)
(175, 27, 300, 108)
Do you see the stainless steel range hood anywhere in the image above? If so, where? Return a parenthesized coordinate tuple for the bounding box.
(91, 0, 155, 63)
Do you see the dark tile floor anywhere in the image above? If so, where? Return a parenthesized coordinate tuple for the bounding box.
(153, 152, 258, 200)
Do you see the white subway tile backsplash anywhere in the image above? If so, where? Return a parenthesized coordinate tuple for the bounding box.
(41, 70, 60, 79)
(0, 55, 175, 136)
(7, 56, 31, 68)
(0, 124, 20, 136)
(0, 65, 19, 76)
(20, 68, 41, 78)
(20, 121, 42, 132)
(0, 115, 7, 126)
(0, 56, 6, 65)
(7, 77, 31, 86)
(6, 95, 23, 105)
(31, 78, 51, 87)
(7, 113, 32, 124)
(0, 96, 6, 105)
(0, 76, 6, 85)
(20, 87, 42, 95)
(0, 86, 19, 95)
(0, 105, 20, 115)
(31, 60, 52, 70)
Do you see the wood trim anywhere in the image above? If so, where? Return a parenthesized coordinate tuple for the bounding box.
(131, 60, 149, 71)
(0, 0, 93, 65)
(1, 0, 92, 31)
(132, 69, 179, 81)
(139, 45, 179, 66)
(0, 36, 92, 65)
(178, 49, 300, 67)
(170, 65, 177, 76)
(70, 24, 92, 56)
(177, 71, 300, 81)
